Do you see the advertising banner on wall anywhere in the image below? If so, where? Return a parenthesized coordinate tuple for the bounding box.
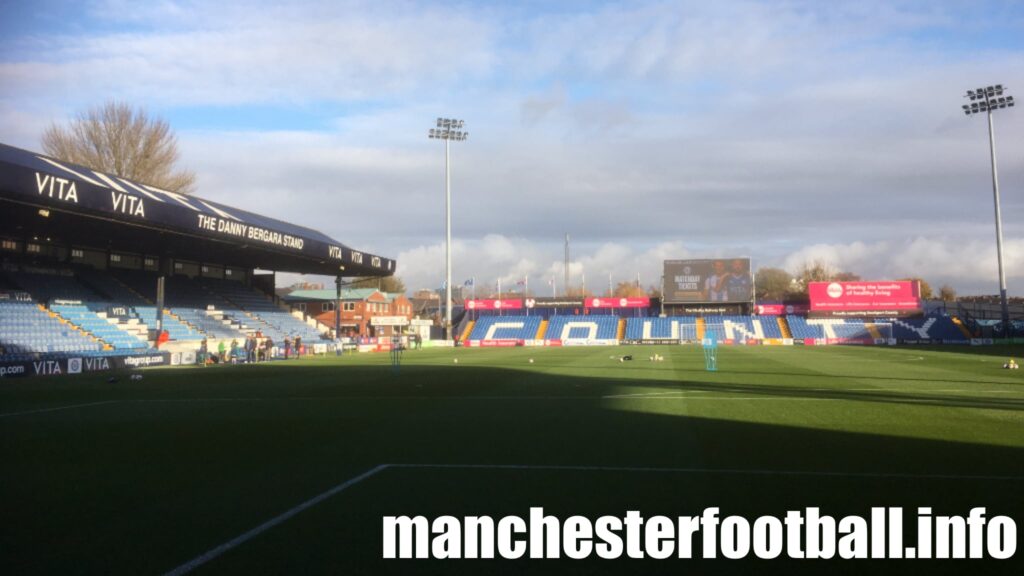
(465, 299, 524, 311)
(585, 297, 651, 309)
(755, 304, 810, 315)
(0, 352, 170, 378)
(524, 298, 584, 309)
(809, 281, 922, 317)
(664, 259, 752, 303)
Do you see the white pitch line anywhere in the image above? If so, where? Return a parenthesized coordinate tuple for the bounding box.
(0, 400, 118, 419)
(161, 460, 1024, 573)
(163, 464, 389, 576)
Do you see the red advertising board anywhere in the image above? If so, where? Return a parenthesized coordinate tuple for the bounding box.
(809, 281, 921, 317)
(474, 339, 521, 347)
(465, 299, 524, 311)
(755, 304, 809, 315)
(585, 297, 651, 309)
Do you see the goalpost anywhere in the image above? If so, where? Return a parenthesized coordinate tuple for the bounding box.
(869, 321, 895, 345)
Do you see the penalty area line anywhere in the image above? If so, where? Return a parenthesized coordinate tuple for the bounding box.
(162, 460, 1024, 574)
(162, 464, 389, 576)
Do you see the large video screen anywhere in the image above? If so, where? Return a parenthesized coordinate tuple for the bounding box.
(809, 281, 921, 317)
(664, 258, 752, 304)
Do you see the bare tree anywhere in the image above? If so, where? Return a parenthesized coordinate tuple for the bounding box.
(796, 260, 838, 285)
(564, 286, 595, 298)
(754, 267, 792, 302)
(42, 101, 196, 194)
(939, 284, 957, 302)
(350, 276, 406, 294)
(788, 260, 862, 298)
(612, 281, 646, 298)
(899, 277, 933, 299)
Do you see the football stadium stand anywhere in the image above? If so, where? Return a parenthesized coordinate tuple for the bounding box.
(545, 315, 619, 341)
(109, 270, 322, 342)
(0, 265, 330, 364)
(785, 315, 967, 342)
(702, 315, 785, 341)
(0, 140, 1000, 376)
(0, 298, 107, 357)
(468, 315, 543, 341)
(886, 316, 969, 342)
(0, 141, 395, 373)
(624, 317, 690, 341)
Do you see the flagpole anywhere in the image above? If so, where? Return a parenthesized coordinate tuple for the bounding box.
(525, 274, 529, 316)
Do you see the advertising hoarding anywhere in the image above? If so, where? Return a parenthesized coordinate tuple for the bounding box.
(809, 281, 921, 317)
(755, 304, 810, 315)
(464, 299, 524, 311)
(585, 297, 650, 309)
(664, 258, 752, 304)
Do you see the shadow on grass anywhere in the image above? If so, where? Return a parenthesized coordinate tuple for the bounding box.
(1, 360, 1022, 575)
(667, 376, 1024, 411)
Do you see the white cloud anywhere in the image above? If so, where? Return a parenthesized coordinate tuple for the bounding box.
(1, 1, 1023, 296)
(781, 237, 1024, 294)
(387, 236, 696, 296)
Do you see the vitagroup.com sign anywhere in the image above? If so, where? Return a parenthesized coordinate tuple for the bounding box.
(122, 355, 166, 368)
(0, 353, 168, 378)
(0, 363, 27, 378)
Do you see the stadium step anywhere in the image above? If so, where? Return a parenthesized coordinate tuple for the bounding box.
(460, 320, 475, 342)
(776, 317, 792, 338)
(952, 317, 973, 338)
(617, 318, 626, 341)
(866, 323, 883, 340)
(696, 317, 706, 340)
(167, 309, 203, 336)
(536, 319, 547, 340)
(49, 306, 112, 349)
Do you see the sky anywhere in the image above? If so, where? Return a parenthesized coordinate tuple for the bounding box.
(1, 0, 1023, 296)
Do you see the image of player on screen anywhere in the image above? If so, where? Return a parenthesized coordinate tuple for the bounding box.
(726, 258, 752, 302)
(703, 260, 730, 301)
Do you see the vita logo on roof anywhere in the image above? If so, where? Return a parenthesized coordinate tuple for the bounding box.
(111, 191, 145, 217)
(35, 172, 78, 203)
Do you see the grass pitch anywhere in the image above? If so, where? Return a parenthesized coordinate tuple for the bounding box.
(1, 345, 1022, 575)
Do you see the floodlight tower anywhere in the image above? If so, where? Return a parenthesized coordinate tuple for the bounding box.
(962, 85, 1015, 334)
(428, 118, 468, 340)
